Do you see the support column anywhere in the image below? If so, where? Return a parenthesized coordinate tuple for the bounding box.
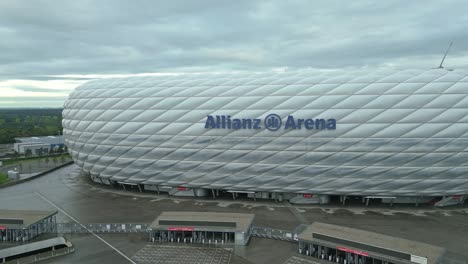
(211, 189, 216, 199)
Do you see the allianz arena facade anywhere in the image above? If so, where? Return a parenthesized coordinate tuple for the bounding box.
(63, 69, 468, 204)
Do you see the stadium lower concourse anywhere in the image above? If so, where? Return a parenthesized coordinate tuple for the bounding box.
(62, 69, 468, 206)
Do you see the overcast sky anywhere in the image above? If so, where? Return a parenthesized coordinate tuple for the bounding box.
(1, 0, 468, 108)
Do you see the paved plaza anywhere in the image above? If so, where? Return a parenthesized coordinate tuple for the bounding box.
(0, 165, 467, 263)
(283, 256, 321, 264)
(132, 245, 231, 264)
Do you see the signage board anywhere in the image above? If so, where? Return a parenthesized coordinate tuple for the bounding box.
(338, 247, 369, 257)
(168, 227, 194, 231)
(205, 114, 336, 131)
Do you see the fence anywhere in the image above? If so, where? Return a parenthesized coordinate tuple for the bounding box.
(48, 223, 301, 243)
(56, 223, 149, 234)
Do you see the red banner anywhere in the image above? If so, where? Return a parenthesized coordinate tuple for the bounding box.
(338, 247, 369, 257)
(303, 194, 313, 198)
(0, 226, 6, 230)
(177, 186, 188, 191)
(168, 227, 194, 231)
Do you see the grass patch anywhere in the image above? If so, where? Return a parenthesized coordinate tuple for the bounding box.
(0, 172, 9, 184)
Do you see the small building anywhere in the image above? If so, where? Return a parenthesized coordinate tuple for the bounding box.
(13, 143, 50, 156)
(0, 236, 74, 263)
(13, 136, 64, 155)
(149, 212, 254, 246)
(0, 210, 57, 242)
(297, 222, 445, 264)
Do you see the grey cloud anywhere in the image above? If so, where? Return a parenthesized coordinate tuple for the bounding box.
(9, 85, 70, 93)
(1, 0, 468, 81)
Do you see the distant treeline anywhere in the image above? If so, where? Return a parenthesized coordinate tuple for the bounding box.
(0, 109, 63, 144)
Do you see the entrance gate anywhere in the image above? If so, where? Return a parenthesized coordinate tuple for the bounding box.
(150, 229, 235, 245)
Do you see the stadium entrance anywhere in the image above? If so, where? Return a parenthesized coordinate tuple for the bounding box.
(297, 222, 445, 264)
(148, 212, 254, 246)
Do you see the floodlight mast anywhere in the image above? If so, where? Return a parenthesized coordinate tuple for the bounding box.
(438, 39, 454, 69)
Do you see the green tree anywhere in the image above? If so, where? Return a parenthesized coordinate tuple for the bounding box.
(0, 109, 63, 144)
(52, 156, 58, 166)
(25, 149, 32, 157)
(38, 147, 43, 157)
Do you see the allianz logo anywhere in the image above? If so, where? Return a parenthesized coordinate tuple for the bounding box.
(204, 114, 336, 131)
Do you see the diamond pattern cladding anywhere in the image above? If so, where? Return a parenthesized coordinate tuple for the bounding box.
(62, 69, 468, 196)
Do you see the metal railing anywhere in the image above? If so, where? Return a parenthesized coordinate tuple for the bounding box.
(56, 223, 149, 234)
(37, 223, 301, 244)
(250, 226, 298, 242)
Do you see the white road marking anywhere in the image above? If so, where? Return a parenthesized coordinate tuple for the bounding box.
(35, 192, 137, 264)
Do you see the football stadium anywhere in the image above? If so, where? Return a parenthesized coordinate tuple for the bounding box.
(62, 69, 468, 205)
